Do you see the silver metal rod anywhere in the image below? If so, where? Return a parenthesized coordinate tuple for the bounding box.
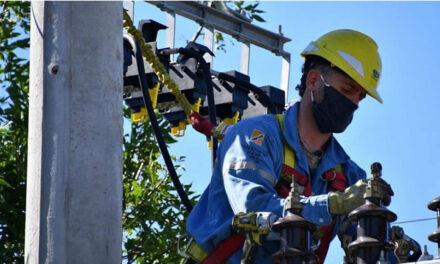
(240, 41, 250, 75)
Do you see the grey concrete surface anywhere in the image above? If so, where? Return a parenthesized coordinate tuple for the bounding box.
(25, 2, 123, 263)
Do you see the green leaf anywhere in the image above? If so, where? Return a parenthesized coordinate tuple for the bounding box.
(244, 5, 254, 11)
(234, 1, 244, 10)
(0, 178, 11, 188)
(251, 14, 266, 22)
(122, 102, 198, 263)
(9, 37, 29, 49)
(0, 1, 30, 262)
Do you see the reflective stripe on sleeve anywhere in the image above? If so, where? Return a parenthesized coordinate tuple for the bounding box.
(223, 161, 277, 186)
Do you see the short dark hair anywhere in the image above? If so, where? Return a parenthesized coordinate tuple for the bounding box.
(295, 55, 348, 97)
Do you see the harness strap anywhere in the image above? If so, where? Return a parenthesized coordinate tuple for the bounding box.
(321, 166, 346, 192)
(280, 165, 311, 197)
(185, 237, 209, 262)
(276, 114, 312, 197)
(315, 220, 336, 264)
(275, 113, 347, 264)
(186, 114, 348, 264)
(200, 235, 245, 264)
(184, 234, 245, 264)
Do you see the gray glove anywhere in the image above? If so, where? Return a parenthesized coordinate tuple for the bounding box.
(328, 179, 367, 215)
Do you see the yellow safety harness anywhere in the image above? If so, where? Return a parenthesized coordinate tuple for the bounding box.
(276, 114, 347, 264)
(276, 114, 343, 180)
(180, 114, 346, 263)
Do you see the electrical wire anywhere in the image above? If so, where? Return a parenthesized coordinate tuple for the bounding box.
(123, 12, 194, 116)
(131, 37, 193, 213)
(204, 61, 218, 166)
(214, 72, 280, 114)
(175, 47, 218, 164)
(392, 217, 436, 225)
(124, 9, 281, 210)
(125, 9, 219, 163)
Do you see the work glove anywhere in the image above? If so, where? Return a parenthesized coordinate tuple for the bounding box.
(328, 179, 367, 215)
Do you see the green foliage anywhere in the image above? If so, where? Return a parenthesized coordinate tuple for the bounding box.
(213, 1, 266, 52)
(0, 1, 30, 263)
(233, 1, 266, 22)
(214, 31, 226, 53)
(0, 2, 197, 264)
(122, 108, 198, 264)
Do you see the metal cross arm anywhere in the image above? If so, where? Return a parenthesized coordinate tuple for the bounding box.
(147, 1, 291, 57)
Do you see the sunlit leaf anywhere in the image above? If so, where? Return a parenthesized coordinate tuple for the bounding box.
(0, 1, 29, 262)
(0, 178, 11, 188)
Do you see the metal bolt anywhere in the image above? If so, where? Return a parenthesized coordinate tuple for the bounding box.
(371, 162, 382, 178)
(48, 63, 59, 75)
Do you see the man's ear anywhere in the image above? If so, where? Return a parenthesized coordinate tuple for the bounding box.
(305, 69, 320, 92)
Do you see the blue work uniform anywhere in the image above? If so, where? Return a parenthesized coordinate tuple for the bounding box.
(186, 102, 366, 263)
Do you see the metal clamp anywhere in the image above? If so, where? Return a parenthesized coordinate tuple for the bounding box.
(321, 170, 336, 182)
(177, 233, 191, 258)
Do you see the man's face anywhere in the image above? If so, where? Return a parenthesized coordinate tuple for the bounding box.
(304, 68, 366, 134)
(316, 70, 367, 106)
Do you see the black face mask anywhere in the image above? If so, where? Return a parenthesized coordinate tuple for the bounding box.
(311, 84, 358, 134)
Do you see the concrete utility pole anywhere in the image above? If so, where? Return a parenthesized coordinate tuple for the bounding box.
(25, 2, 123, 263)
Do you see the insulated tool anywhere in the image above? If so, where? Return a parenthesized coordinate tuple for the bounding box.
(232, 212, 278, 264)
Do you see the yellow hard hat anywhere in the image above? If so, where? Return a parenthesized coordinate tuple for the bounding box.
(301, 29, 383, 103)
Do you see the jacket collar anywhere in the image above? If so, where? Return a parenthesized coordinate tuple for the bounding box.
(282, 102, 350, 175)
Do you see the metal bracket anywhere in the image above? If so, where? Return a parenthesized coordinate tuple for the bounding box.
(146, 0, 292, 103)
(148, 1, 290, 56)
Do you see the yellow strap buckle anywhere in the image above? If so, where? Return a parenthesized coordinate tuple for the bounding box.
(177, 234, 208, 263)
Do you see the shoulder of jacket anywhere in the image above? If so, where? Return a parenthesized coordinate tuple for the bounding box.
(229, 114, 279, 134)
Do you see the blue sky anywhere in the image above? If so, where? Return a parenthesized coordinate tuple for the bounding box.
(134, 1, 440, 261)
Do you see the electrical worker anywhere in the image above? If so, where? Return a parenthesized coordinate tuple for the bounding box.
(184, 29, 389, 264)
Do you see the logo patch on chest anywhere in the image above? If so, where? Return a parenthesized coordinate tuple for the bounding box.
(250, 129, 265, 146)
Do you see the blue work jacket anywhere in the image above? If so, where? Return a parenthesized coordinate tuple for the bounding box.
(186, 102, 366, 263)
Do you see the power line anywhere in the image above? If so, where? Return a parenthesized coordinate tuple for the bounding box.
(392, 217, 437, 225)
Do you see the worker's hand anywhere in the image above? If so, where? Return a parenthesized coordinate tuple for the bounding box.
(328, 179, 367, 215)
